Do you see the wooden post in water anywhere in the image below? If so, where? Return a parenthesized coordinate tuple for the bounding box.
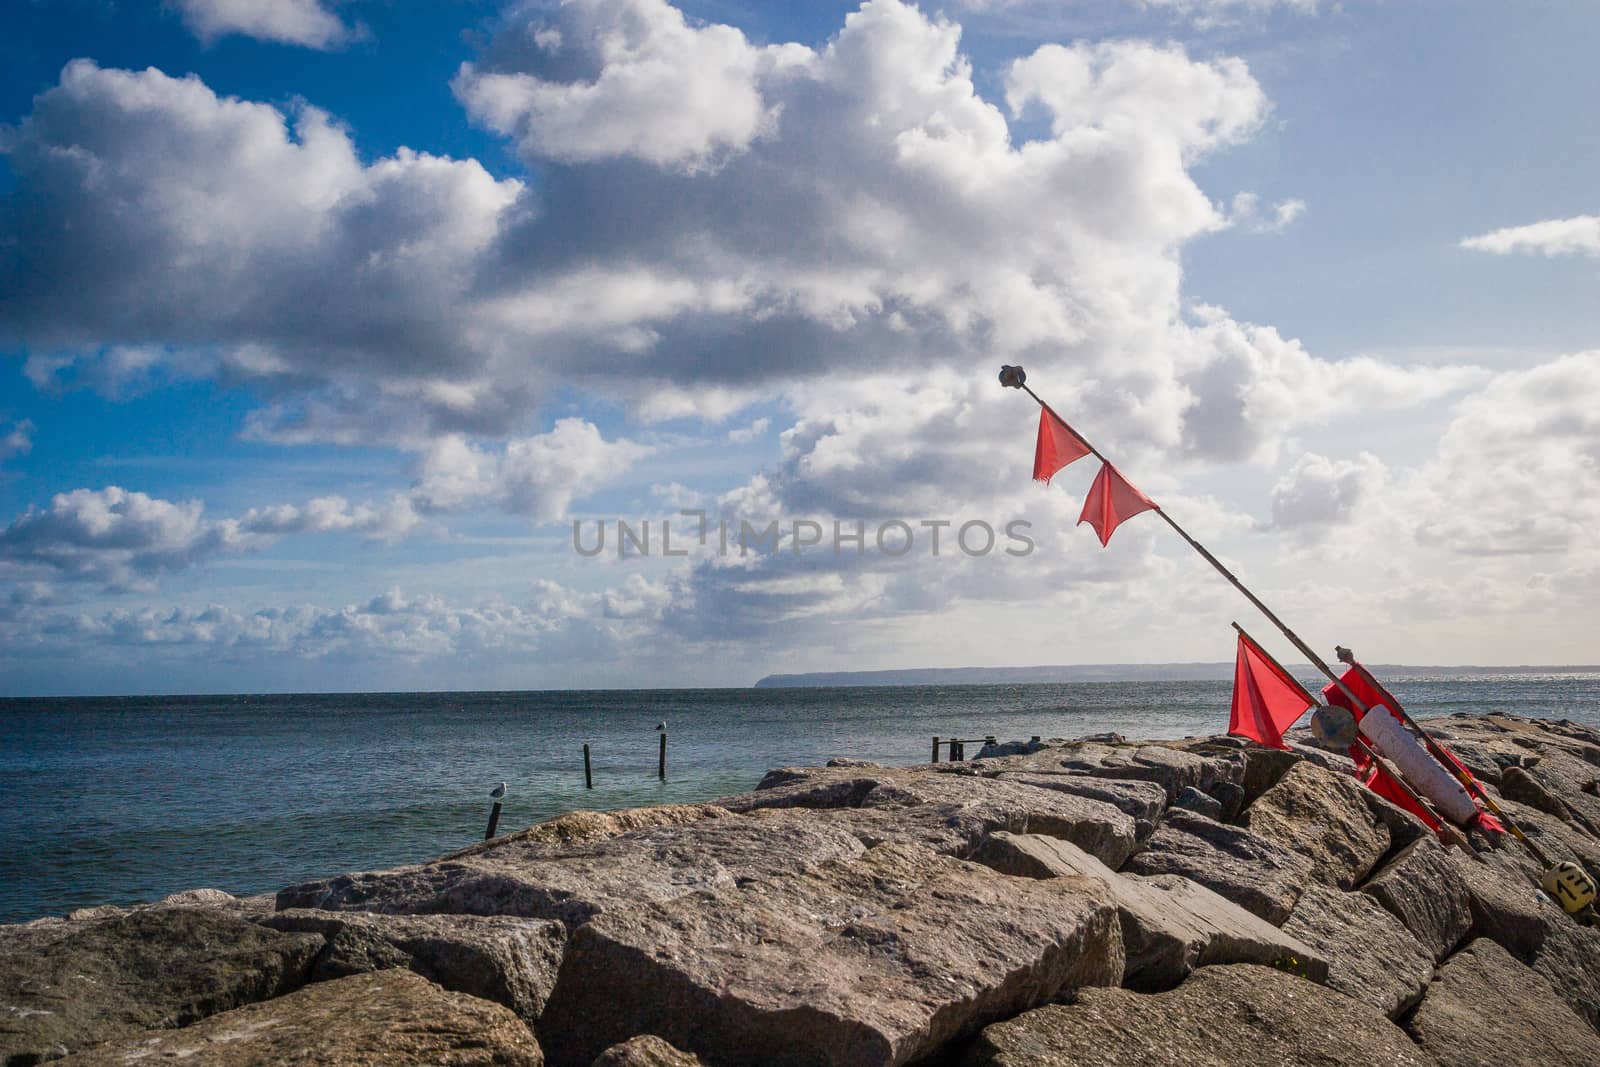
(659, 732, 667, 780)
(583, 744, 593, 789)
(932, 736, 941, 763)
(485, 782, 506, 840)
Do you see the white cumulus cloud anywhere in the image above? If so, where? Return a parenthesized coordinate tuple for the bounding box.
(172, 0, 357, 49)
(1461, 215, 1600, 258)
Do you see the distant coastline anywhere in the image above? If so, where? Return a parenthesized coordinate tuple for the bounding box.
(753, 663, 1600, 688)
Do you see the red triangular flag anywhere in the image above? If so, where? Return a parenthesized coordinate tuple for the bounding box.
(1033, 408, 1092, 484)
(1228, 632, 1312, 749)
(1077, 461, 1156, 545)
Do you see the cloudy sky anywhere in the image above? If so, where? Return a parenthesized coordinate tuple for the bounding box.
(2, 0, 1598, 695)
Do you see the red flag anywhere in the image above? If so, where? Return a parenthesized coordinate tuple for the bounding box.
(1229, 632, 1312, 749)
(1077, 462, 1156, 545)
(1033, 408, 1092, 484)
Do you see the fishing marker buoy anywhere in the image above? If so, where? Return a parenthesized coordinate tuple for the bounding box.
(1540, 861, 1598, 915)
(1310, 705, 1358, 750)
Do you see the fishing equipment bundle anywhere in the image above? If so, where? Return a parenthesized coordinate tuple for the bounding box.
(1000, 364, 1597, 917)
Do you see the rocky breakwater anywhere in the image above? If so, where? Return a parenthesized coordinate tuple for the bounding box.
(3, 714, 1600, 1066)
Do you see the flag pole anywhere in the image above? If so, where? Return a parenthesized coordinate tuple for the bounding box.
(1002, 365, 1354, 697)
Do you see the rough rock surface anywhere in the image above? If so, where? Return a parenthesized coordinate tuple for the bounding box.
(963, 963, 1434, 1067)
(990, 773, 1168, 825)
(1361, 837, 1473, 962)
(0, 908, 321, 1064)
(1280, 883, 1434, 1017)
(1173, 786, 1223, 820)
(590, 1036, 705, 1067)
(54, 970, 544, 1066)
(1235, 747, 1303, 805)
(1123, 809, 1312, 923)
(447, 805, 730, 857)
(537, 842, 1124, 1067)
(1076, 744, 1243, 803)
(1406, 938, 1600, 1067)
(969, 832, 1324, 990)
(1243, 762, 1391, 889)
(258, 909, 564, 1022)
(718, 766, 1139, 867)
(277, 809, 870, 926)
(1529, 917, 1600, 1030)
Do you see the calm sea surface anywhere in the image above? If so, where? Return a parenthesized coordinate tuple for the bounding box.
(4, 675, 1599, 924)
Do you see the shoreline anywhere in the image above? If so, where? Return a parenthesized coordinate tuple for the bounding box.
(5, 712, 1600, 1065)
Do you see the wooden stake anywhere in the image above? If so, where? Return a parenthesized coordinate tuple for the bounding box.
(583, 743, 593, 790)
(932, 736, 941, 763)
(485, 782, 506, 840)
(659, 732, 667, 780)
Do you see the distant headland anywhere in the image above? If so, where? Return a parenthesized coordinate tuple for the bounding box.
(752, 663, 1600, 688)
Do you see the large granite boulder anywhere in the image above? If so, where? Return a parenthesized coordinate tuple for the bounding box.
(1406, 938, 1600, 1067)
(969, 832, 1325, 991)
(448, 805, 731, 857)
(536, 842, 1124, 1067)
(1529, 918, 1600, 1031)
(718, 767, 1139, 868)
(990, 773, 1168, 825)
(258, 909, 564, 1023)
(1242, 763, 1392, 889)
(1123, 810, 1313, 924)
(1361, 838, 1474, 962)
(53, 970, 544, 1066)
(276, 809, 869, 926)
(590, 1036, 704, 1066)
(0, 908, 322, 1065)
(1443, 844, 1561, 960)
(1073, 744, 1243, 804)
(1280, 883, 1435, 1018)
(963, 963, 1434, 1067)
(1235, 746, 1303, 806)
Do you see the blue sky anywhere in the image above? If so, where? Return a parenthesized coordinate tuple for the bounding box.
(3, 0, 1599, 695)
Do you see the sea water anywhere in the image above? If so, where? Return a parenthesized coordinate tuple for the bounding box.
(3, 675, 1598, 924)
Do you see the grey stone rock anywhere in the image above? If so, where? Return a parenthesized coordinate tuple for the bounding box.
(1173, 786, 1223, 820)
(1236, 746, 1303, 805)
(1244, 762, 1391, 889)
(1285, 741, 1358, 777)
(1361, 837, 1473, 962)
(1406, 938, 1600, 1067)
(1501, 765, 1574, 820)
(276, 808, 869, 927)
(1209, 780, 1247, 821)
(0, 908, 322, 1064)
(968, 832, 1325, 991)
(1124, 809, 1313, 924)
(973, 739, 1044, 759)
(964, 963, 1434, 1067)
(259, 909, 564, 1023)
(1079, 744, 1242, 803)
(446, 804, 732, 858)
(537, 842, 1124, 1067)
(991, 773, 1167, 824)
(1530, 917, 1600, 1031)
(1443, 844, 1559, 961)
(591, 1036, 704, 1066)
(718, 766, 1139, 868)
(1280, 883, 1434, 1018)
(54, 970, 544, 1066)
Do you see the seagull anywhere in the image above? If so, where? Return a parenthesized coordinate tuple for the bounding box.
(655, 721, 667, 732)
(490, 782, 507, 800)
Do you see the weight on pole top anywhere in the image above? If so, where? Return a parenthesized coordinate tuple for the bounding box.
(998, 365, 1026, 388)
